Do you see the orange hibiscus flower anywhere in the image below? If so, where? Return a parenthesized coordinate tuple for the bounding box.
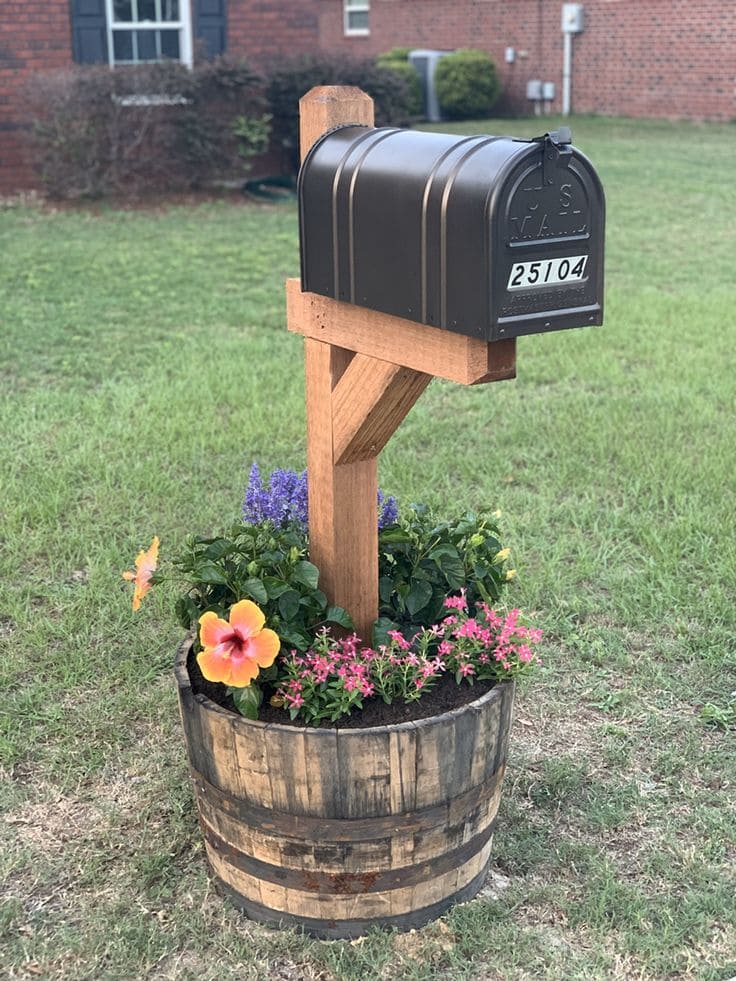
(122, 536, 159, 611)
(197, 600, 279, 688)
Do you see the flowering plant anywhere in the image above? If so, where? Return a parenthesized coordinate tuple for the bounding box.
(274, 594, 541, 724)
(124, 465, 539, 724)
(376, 503, 514, 644)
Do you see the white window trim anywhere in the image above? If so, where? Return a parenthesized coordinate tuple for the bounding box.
(344, 0, 370, 38)
(105, 0, 193, 68)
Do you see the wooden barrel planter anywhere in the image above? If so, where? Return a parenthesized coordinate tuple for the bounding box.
(175, 637, 515, 939)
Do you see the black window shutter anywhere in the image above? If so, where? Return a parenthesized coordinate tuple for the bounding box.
(70, 0, 109, 65)
(194, 0, 227, 60)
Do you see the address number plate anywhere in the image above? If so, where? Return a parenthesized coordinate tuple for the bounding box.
(507, 255, 589, 291)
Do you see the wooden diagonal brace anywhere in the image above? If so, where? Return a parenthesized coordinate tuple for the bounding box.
(332, 355, 432, 465)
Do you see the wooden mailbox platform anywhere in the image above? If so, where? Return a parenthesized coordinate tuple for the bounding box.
(288, 87, 516, 641)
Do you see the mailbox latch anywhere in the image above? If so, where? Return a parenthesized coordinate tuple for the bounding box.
(535, 128, 573, 185)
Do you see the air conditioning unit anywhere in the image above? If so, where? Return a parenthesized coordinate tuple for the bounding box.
(408, 49, 452, 122)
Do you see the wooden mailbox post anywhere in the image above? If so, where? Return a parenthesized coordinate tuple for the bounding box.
(287, 87, 517, 641)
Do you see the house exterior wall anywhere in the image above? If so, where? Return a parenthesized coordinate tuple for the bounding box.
(0, 0, 72, 193)
(227, 0, 323, 67)
(321, 0, 736, 123)
(0, 0, 734, 194)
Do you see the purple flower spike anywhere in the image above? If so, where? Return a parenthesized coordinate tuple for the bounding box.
(243, 464, 397, 531)
(379, 493, 399, 529)
(243, 462, 266, 524)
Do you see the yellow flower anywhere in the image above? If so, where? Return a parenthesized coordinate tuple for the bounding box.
(505, 569, 517, 581)
(492, 509, 503, 520)
(122, 536, 159, 611)
(494, 547, 511, 563)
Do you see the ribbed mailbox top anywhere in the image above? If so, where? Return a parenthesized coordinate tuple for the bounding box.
(298, 125, 604, 341)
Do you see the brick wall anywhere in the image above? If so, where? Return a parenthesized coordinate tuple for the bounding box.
(569, 0, 735, 120)
(0, 1, 72, 194)
(227, 0, 323, 69)
(319, 0, 736, 121)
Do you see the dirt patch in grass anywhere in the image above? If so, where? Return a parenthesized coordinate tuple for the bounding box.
(4, 796, 104, 853)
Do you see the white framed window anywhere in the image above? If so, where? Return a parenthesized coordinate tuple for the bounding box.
(106, 0, 193, 67)
(344, 0, 370, 37)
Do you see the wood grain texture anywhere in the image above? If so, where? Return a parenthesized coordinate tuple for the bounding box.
(214, 865, 490, 940)
(331, 355, 432, 464)
(233, 720, 274, 809)
(337, 728, 392, 818)
(190, 757, 504, 844)
(287, 279, 517, 386)
(304, 337, 378, 641)
(204, 833, 493, 922)
(471, 336, 517, 384)
(299, 85, 374, 161)
(297, 89, 379, 640)
(200, 819, 495, 893)
(173, 633, 515, 938)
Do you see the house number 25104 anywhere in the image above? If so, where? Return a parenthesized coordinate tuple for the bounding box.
(507, 255, 588, 291)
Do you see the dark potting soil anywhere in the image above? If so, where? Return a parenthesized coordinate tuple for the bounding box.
(186, 645, 496, 729)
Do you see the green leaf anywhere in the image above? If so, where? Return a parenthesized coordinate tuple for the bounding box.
(325, 605, 354, 629)
(291, 561, 319, 590)
(424, 590, 448, 624)
(242, 577, 268, 605)
(406, 580, 433, 616)
(263, 576, 290, 599)
(379, 576, 394, 604)
(202, 538, 232, 561)
(279, 625, 311, 651)
(193, 562, 230, 586)
(379, 528, 412, 544)
(278, 589, 301, 621)
(429, 543, 461, 563)
(429, 544, 465, 589)
(231, 685, 263, 720)
(258, 663, 279, 682)
(174, 595, 200, 631)
(372, 616, 398, 648)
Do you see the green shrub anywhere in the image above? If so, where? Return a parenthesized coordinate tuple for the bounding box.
(171, 522, 352, 654)
(435, 48, 501, 120)
(376, 50, 423, 117)
(25, 57, 267, 198)
(168, 56, 269, 185)
(265, 54, 414, 173)
(377, 47, 413, 63)
(375, 504, 511, 644)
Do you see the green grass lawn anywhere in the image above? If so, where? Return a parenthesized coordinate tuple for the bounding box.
(1, 115, 735, 980)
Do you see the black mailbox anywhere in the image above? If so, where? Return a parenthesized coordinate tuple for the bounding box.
(298, 126, 604, 341)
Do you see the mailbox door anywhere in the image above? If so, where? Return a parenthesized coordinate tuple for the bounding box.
(490, 144, 605, 339)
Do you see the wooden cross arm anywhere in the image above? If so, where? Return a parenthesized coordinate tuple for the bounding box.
(286, 279, 516, 387)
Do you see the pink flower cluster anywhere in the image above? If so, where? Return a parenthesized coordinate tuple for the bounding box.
(276, 631, 378, 721)
(436, 593, 542, 682)
(275, 595, 542, 724)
